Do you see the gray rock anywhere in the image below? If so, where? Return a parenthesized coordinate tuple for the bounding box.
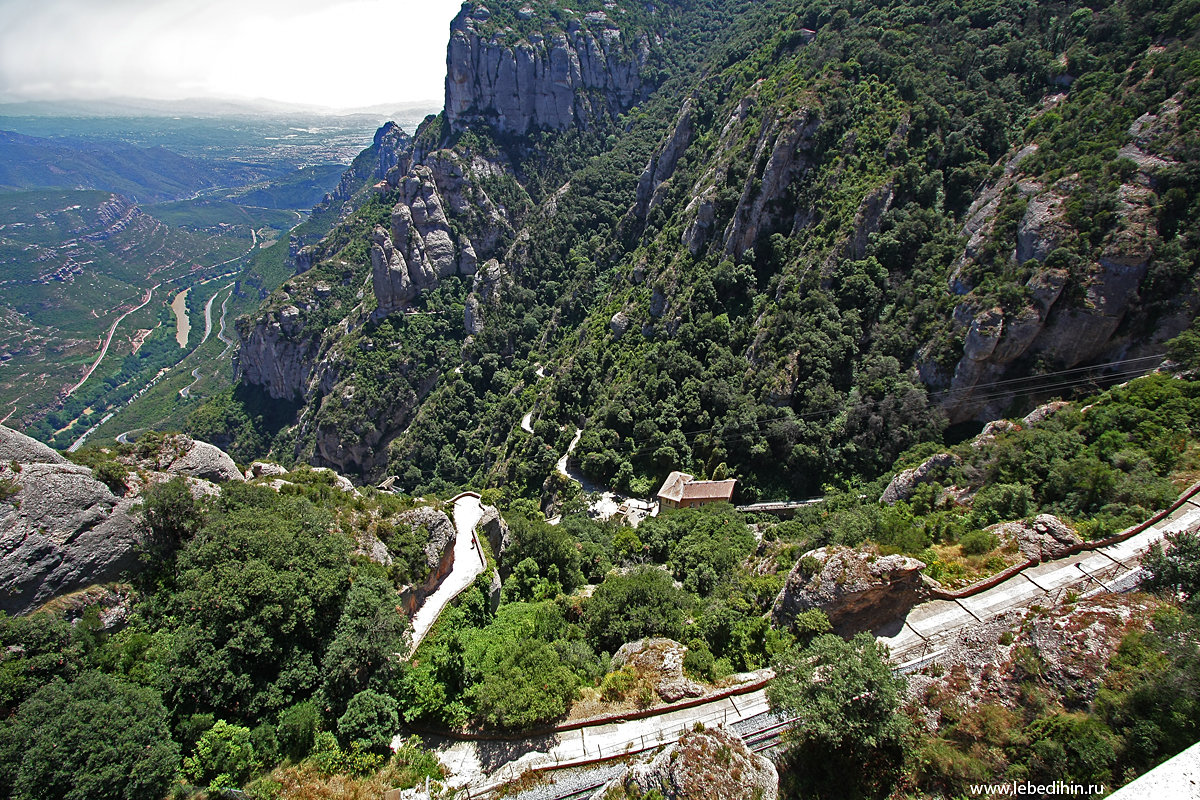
(396, 507, 458, 615)
(772, 545, 929, 636)
(612, 638, 705, 703)
(990, 514, 1082, 562)
(477, 505, 511, 560)
(245, 461, 288, 480)
(610, 311, 630, 339)
(0, 424, 67, 465)
(445, 3, 650, 135)
(591, 725, 778, 800)
(880, 452, 960, 505)
(1023, 400, 1070, 427)
(155, 435, 243, 483)
(0, 461, 149, 615)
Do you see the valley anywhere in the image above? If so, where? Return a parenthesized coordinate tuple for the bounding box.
(2, 0, 1200, 799)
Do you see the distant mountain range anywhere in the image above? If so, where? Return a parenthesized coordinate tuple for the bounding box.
(0, 128, 289, 204)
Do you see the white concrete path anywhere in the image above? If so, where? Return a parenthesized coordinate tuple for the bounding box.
(882, 503, 1200, 662)
(406, 494, 487, 656)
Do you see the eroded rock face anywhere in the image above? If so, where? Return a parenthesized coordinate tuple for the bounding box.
(0, 461, 147, 615)
(880, 452, 960, 505)
(931, 94, 1190, 424)
(445, 3, 651, 135)
(478, 505, 511, 561)
(236, 304, 323, 402)
(154, 435, 244, 483)
(0, 424, 67, 465)
(592, 725, 778, 800)
(772, 545, 929, 636)
(990, 514, 1082, 562)
(612, 638, 704, 703)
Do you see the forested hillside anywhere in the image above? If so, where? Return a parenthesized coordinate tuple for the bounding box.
(196, 0, 1200, 510)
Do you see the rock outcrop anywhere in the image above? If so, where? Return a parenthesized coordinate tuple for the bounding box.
(990, 514, 1082, 562)
(445, 3, 652, 135)
(772, 545, 929, 636)
(0, 424, 67, 465)
(880, 452, 960, 504)
(478, 505, 511, 562)
(0, 460, 147, 615)
(591, 725, 778, 800)
(395, 507, 458, 616)
(236, 304, 324, 402)
(153, 434, 243, 483)
(612, 638, 705, 703)
(930, 94, 1190, 424)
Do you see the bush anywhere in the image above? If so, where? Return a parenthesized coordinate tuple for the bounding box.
(277, 701, 320, 761)
(0, 672, 178, 800)
(337, 690, 399, 753)
(183, 720, 260, 789)
(959, 530, 999, 556)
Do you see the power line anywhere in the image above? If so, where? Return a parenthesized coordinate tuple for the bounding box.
(617, 353, 1167, 447)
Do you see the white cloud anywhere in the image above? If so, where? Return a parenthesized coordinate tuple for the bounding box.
(0, 0, 463, 109)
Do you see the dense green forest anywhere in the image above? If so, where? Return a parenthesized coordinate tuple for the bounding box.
(7, 365, 1200, 798)
(195, 0, 1200, 512)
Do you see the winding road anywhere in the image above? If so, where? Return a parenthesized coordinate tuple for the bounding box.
(180, 283, 237, 400)
(66, 284, 159, 397)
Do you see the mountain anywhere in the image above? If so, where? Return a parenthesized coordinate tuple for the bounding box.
(0, 129, 288, 204)
(205, 0, 1199, 506)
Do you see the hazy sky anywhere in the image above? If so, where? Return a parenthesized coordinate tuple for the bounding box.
(0, 0, 464, 110)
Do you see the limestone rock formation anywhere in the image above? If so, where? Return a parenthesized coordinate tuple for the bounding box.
(632, 99, 696, 222)
(591, 725, 778, 800)
(990, 514, 1082, 562)
(477, 505, 511, 561)
(880, 452, 960, 504)
(236, 303, 323, 402)
(0, 424, 67, 465)
(772, 545, 929, 636)
(931, 94, 1190, 424)
(245, 461, 289, 480)
(0, 460, 147, 615)
(445, 3, 651, 135)
(153, 434, 244, 483)
(612, 638, 705, 703)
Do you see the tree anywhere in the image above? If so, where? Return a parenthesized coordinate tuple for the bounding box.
(337, 689, 399, 752)
(1142, 530, 1200, 610)
(467, 638, 580, 729)
(320, 570, 409, 716)
(767, 633, 908, 799)
(141, 475, 205, 542)
(183, 720, 260, 790)
(582, 567, 688, 652)
(0, 672, 178, 800)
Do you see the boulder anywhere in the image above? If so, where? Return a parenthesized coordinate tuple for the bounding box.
(612, 638, 705, 703)
(610, 311, 631, 339)
(154, 435, 243, 483)
(591, 725, 778, 800)
(0, 461, 148, 615)
(880, 452, 960, 504)
(0, 424, 67, 465)
(245, 461, 288, 480)
(1022, 400, 1070, 428)
(396, 507, 457, 615)
(477, 505, 511, 560)
(990, 514, 1082, 562)
(971, 419, 1019, 449)
(772, 545, 929, 636)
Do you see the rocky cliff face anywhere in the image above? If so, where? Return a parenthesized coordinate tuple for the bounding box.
(393, 507, 458, 616)
(445, 2, 652, 135)
(0, 426, 237, 615)
(925, 94, 1196, 423)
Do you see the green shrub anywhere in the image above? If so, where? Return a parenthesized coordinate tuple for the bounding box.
(960, 530, 999, 556)
(337, 690, 399, 753)
(276, 701, 320, 761)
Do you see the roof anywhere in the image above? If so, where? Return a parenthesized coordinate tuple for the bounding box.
(656, 471, 737, 503)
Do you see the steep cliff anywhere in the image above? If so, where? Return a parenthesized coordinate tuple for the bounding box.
(445, 1, 654, 135)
